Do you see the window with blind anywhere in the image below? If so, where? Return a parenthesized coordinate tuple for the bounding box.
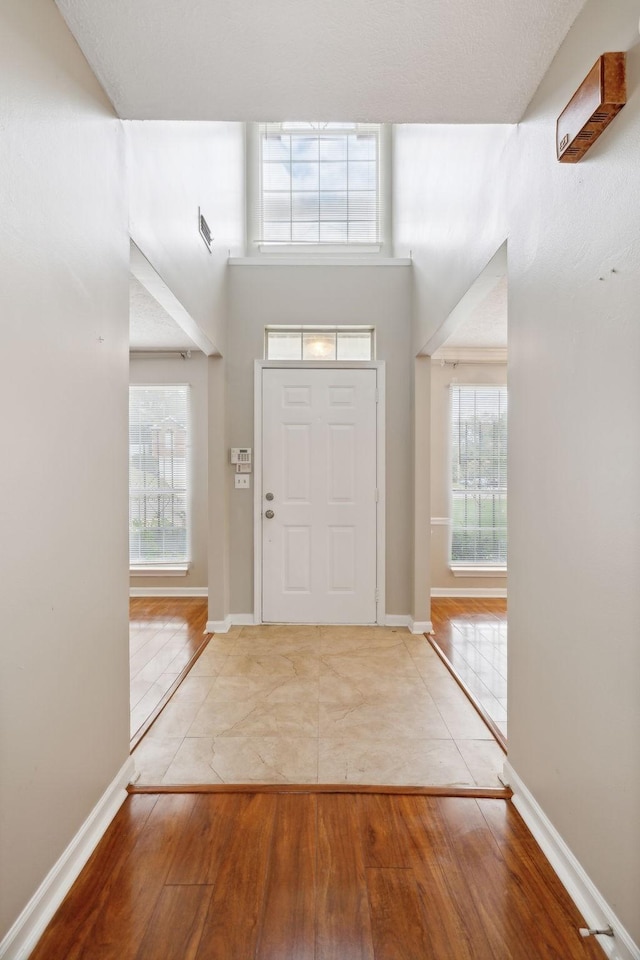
(451, 385, 507, 567)
(129, 385, 190, 568)
(258, 122, 381, 247)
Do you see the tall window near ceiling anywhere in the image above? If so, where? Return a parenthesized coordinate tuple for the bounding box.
(257, 122, 382, 248)
(129, 385, 190, 569)
(450, 385, 507, 568)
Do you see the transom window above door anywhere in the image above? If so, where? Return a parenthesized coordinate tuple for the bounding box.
(265, 326, 375, 361)
(255, 122, 384, 252)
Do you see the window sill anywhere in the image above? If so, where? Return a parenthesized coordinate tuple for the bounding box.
(450, 566, 507, 578)
(228, 256, 412, 267)
(130, 565, 190, 578)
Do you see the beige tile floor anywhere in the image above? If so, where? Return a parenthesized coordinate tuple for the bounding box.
(132, 624, 505, 787)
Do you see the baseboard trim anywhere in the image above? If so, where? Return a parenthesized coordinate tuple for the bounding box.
(130, 587, 208, 598)
(503, 762, 639, 960)
(205, 614, 257, 634)
(385, 615, 434, 634)
(431, 587, 507, 599)
(208, 615, 428, 633)
(410, 619, 433, 635)
(384, 615, 410, 628)
(0, 756, 135, 960)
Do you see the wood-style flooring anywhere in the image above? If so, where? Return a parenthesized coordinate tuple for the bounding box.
(430, 598, 507, 745)
(31, 791, 605, 960)
(129, 598, 209, 748)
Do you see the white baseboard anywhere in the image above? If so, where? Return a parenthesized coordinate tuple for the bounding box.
(209, 615, 428, 633)
(129, 587, 208, 598)
(431, 587, 507, 599)
(503, 762, 639, 960)
(0, 756, 135, 960)
(205, 614, 257, 633)
(409, 619, 433, 634)
(384, 614, 410, 628)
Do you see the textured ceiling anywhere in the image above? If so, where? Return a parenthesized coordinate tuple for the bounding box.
(443, 275, 507, 349)
(55, 0, 585, 122)
(129, 277, 198, 352)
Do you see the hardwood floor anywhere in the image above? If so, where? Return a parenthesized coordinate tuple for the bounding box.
(430, 598, 508, 746)
(31, 792, 605, 960)
(129, 598, 209, 748)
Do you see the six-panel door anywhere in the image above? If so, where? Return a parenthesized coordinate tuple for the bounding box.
(261, 367, 378, 623)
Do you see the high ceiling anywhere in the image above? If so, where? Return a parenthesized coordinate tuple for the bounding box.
(55, 0, 585, 123)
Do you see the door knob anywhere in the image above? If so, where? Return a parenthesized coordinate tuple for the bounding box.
(265, 492, 274, 501)
(265, 509, 275, 519)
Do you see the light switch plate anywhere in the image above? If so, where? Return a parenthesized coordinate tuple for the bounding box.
(234, 475, 250, 489)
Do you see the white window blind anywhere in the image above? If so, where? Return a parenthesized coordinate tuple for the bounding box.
(451, 385, 507, 566)
(129, 385, 190, 566)
(259, 122, 380, 245)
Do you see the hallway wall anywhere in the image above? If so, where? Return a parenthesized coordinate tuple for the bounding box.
(507, 0, 640, 943)
(0, 0, 130, 941)
(227, 264, 413, 618)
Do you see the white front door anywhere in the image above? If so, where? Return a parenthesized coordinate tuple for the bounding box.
(261, 367, 378, 624)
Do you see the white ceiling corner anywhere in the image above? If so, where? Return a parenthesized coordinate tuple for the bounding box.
(54, 0, 587, 123)
(432, 242, 508, 357)
(129, 276, 199, 352)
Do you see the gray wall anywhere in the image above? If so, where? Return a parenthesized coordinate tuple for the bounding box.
(508, 0, 640, 942)
(0, 0, 130, 939)
(129, 353, 209, 591)
(227, 265, 413, 617)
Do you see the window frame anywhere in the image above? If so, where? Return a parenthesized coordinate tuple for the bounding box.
(129, 384, 192, 575)
(449, 383, 507, 573)
(246, 122, 391, 258)
(264, 325, 375, 361)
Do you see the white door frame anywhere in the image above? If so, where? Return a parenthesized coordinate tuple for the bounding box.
(253, 360, 386, 625)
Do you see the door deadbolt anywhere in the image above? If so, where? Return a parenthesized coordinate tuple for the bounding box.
(265, 509, 275, 519)
(265, 492, 274, 501)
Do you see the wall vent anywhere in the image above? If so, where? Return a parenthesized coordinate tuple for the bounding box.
(556, 52, 626, 163)
(199, 207, 213, 252)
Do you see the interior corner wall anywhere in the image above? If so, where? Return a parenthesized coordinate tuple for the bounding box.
(129, 354, 209, 592)
(508, 0, 640, 944)
(207, 355, 230, 623)
(393, 123, 513, 355)
(124, 120, 246, 355)
(0, 0, 130, 941)
(412, 357, 431, 623)
(430, 361, 508, 593)
(226, 264, 413, 618)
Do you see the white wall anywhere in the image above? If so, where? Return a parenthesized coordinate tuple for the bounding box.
(393, 124, 513, 355)
(0, 0, 130, 941)
(125, 121, 245, 355)
(430, 360, 507, 593)
(226, 265, 413, 618)
(508, 0, 640, 944)
(129, 354, 209, 592)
